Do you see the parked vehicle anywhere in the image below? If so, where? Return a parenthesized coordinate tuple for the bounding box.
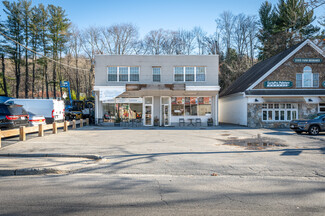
(28, 112, 46, 127)
(0, 103, 29, 129)
(290, 113, 325, 135)
(5, 99, 65, 124)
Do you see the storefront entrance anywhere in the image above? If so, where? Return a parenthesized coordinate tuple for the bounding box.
(161, 97, 171, 126)
(144, 97, 153, 126)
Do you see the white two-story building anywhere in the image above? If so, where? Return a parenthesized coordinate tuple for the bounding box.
(93, 55, 220, 126)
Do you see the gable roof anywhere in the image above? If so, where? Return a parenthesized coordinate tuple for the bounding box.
(220, 40, 323, 98)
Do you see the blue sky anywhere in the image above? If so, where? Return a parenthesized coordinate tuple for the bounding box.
(1, 0, 324, 37)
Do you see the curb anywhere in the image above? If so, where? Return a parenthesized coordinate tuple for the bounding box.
(0, 153, 102, 160)
(0, 168, 68, 176)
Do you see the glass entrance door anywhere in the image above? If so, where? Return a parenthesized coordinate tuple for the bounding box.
(161, 97, 171, 126)
(145, 105, 153, 126)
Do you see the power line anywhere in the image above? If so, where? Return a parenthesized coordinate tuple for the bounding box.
(0, 30, 90, 72)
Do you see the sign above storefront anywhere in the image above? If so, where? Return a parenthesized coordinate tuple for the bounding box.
(102, 97, 143, 104)
(264, 81, 293, 88)
(293, 58, 322, 63)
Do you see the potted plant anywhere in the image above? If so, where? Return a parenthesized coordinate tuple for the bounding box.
(114, 117, 121, 127)
(154, 116, 159, 126)
(207, 118, 213, 127)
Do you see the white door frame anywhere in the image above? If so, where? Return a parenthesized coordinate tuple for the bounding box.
(143, 96, 153, 126)
(160, 96, 171, 126)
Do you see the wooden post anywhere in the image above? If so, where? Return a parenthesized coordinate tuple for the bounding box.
(64, 121, 68, 132)
(38, 124, 44, 137)
(72, 120, 76, 129)
(19, 126, 26, 141)
(80, 119, 83, 128)
(86, 118, 89, 126)
(0, 129, 2, 148)
(52, 122, 57, 134)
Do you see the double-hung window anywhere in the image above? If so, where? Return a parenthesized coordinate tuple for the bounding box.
(107, 66, 140, 82)
(108, 67, 118, 81)
(152, 67, 161, 82)
(174, 66, 206, 82)
(130, 67, 139, 81)
(174, 67, 184, 82)
(185, 67, 195, 81)
(296, 66, 319, 87)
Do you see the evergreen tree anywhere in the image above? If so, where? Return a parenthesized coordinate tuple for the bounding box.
(48, 4, 70, 99)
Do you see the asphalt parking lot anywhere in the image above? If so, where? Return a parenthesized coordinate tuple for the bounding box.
(0, 125, 324, 215)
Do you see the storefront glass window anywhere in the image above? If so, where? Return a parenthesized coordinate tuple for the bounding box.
(145, 97, 153, 104)
(171, 97, 211, 117)
(103, 103, 116, 121)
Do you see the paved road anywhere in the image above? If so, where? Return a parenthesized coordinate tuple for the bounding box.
(0, 126, 324, 215)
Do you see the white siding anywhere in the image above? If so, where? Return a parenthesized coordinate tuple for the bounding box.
(219, 94, 247, 126)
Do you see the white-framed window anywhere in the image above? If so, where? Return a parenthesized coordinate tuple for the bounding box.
(296, 66, 319, 88)
(107, 66, 140, 82)
(152, 67, 161, 82)
(319, 103, 325, 113)
(262, 103, 298, 122)
(174, 66, 206, 82)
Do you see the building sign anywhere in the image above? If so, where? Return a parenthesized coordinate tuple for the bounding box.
(264, 81, 293, 88)
(293, 58, 322, 63)
(103, 97, 143, 104)
(322, 81, 325, 87)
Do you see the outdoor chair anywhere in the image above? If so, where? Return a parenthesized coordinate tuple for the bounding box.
(179, 118, 185, 127)
(195, 118, 201, 126)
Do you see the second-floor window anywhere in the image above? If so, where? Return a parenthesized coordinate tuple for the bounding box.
(107, 66, 140, 82)
(152, 67, 161, 82)
(174, 66, 206, 82)
(296, 66, 319, 88)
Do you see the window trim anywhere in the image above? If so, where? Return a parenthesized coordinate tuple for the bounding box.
(173, 66, 206, 82)
(152, 66, 161, 82)
(107, 66, 140, 82)
(262, 103, 298, 122)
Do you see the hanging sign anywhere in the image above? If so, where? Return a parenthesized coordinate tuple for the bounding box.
(322, 81, 325, 87)
(293, 58, 322, 63)
(264, 81, 293, 88)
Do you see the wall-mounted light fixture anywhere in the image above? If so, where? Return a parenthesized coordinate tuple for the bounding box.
(308, 99, 313, 102)
(255, 99, 259, 102)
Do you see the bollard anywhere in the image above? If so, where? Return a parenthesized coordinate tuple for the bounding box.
(80, 119, 83, 128)
(19, 126, 26, 141)
(52, 122, 57, 134)
(64, 121, 68, 132)
(86, 118, 89, 126)
(38, 124, 44, 137)
(72, 120, 76, 129)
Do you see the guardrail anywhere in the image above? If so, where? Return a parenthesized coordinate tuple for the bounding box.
(0, 118, 89, 148)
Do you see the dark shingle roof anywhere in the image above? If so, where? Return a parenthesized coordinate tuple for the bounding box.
(220, 42, 305, 97)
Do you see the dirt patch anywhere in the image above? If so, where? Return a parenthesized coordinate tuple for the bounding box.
(220, 134, 231, 136)
(223, 135, 287, 150)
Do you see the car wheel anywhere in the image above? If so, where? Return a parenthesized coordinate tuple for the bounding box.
(295, 131, 302, 134)
(308, 125, 320, 135)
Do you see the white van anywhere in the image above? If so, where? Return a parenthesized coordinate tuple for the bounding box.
(5, 99, 65, 124)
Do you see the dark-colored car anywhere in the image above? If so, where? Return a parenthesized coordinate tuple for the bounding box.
(290, 113, 325, 135)
(0, 103, 29, 129)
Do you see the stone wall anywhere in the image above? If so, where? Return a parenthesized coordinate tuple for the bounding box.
(247, 103, 319, 128)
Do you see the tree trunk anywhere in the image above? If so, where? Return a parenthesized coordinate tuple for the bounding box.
(25, 45, 29, 98)
(45, 64, 49, 99)
(32, 53, 36, 98)
(1, 54, 8, 97)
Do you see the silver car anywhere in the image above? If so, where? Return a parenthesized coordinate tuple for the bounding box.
(290, 114, 325, 135)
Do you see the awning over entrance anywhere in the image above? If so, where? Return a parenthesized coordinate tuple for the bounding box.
(262, 97, 305, 103)
(94, 86, 126, 101)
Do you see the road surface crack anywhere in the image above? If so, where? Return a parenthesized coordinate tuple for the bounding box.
(155, 179, 168, 206)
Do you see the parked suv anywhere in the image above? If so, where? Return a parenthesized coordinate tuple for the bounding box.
(290, 113, 325, 135)
(0, 103, 29, 129)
